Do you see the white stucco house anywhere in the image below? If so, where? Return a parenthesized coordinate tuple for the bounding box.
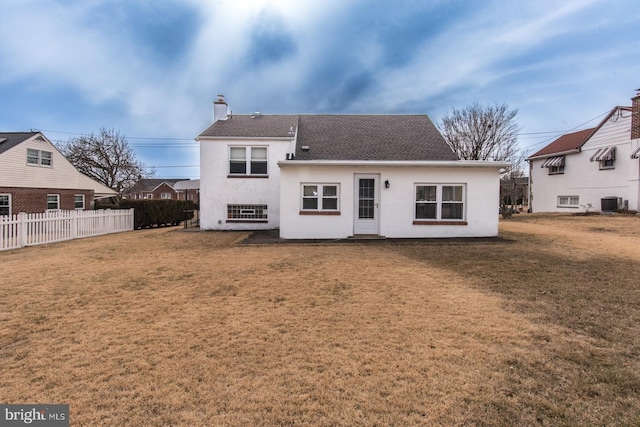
(197, 95, 508, 239)
(527, 91, 640, 213)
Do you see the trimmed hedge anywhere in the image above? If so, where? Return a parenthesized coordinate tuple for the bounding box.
(119, 199, 196, 229)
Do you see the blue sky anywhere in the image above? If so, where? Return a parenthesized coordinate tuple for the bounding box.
(1, 0, 639, 179)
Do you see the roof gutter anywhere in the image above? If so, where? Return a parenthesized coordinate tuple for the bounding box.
(197, 136, 293, 141)
(526, 148, 580, 161)
(278, 160, 510, 168)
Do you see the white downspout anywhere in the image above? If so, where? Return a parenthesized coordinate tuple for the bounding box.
(288, 121, 299, 160)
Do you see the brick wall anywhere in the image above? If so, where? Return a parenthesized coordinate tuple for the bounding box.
(632, 94, 640, 140)
(0, 187, 94, 214)
(152, 183, 178, 199)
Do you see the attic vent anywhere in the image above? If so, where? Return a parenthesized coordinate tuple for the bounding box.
(0, 138, 7, 144)
(301, 145, 310, 151)
(250, 112, 263, 119)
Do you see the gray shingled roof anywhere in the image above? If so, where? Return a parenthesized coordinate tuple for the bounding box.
(295, 115, 457, 161)
(0, 132, 39, 155)
(127, 179, 187, 193)
(199, 114, 457, 161)
(199, 115, 298, 138)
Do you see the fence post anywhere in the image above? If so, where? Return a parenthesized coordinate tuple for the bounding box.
(18, 212, 27, 248)
(70, 210, 78, 239)
(106, 209, 115, 234)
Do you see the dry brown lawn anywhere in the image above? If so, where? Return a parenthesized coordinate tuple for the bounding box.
(1, 213, 639, 426)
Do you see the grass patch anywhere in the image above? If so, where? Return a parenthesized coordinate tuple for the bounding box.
(1, 217, 639, 425)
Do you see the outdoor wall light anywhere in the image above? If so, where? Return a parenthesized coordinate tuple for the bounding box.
(384, 180, 390, 189)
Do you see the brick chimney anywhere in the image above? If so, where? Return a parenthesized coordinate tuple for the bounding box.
(632, 89, 640, 140)
(213, 94, 228, 122)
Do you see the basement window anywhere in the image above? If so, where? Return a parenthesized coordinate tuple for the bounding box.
(227, 204, 268, 222)
(557, 195, 579, 208)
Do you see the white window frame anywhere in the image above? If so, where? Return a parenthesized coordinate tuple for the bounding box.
(548, 165, 564, 175)
(414, 184, 466, 221)
(27, 149, 53, 167)
(599, 158, 615, 170)
(557, 195, 579, 208)
(0, 193, 11, 216)
(47, 194, 60, 211)
(74, 194, 85, 210)
(145, 194, 153, 199)
(228, 146, 268, 176)
(301, 184, 340, 212)
(40, 150, 52, 166)
(161, 192, 171, 199)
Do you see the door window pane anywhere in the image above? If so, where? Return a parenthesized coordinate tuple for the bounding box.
(358, 179, 375, 219)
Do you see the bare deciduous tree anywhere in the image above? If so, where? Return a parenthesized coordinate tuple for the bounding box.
(57, 128, 152, 197)
(439, 102, 521, 166)
(440, 102, 527, 217)
(500, 169, 528, 218)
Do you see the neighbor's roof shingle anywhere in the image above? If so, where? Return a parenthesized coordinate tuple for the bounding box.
(0, 132, 39, 155)
(199, 114, 457, 161)
(528, 128, 595, 158)
(127, 179, 187, 193)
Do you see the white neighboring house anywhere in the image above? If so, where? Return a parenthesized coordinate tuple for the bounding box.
(527, 91, 640, 213)
(197, 95, 508, 239)
(0, 131, 117, 215)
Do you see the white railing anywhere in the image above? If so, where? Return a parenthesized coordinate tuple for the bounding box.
(0, 209, 134, 251)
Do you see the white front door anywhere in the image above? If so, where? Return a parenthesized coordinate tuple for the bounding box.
(353, 174, 380, 235)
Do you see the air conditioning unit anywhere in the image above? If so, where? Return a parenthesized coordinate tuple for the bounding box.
(601, 196, 623, 212)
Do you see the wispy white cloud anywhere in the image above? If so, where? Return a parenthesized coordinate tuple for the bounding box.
(1, 0, 639, 175)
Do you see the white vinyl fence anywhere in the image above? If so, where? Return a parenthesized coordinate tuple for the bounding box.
(0, 209, 134, 251)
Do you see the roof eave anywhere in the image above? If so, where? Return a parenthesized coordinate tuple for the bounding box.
(526, 148, 580, 161)
(278, 160, 510, 168)
(197, 136, 294, 141)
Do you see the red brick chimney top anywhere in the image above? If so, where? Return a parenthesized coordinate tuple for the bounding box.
(632, 89, 640, 140)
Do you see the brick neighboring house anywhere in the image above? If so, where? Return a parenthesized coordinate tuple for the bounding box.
(125, 179, 198, 202)
(0, 131, 117, 215)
